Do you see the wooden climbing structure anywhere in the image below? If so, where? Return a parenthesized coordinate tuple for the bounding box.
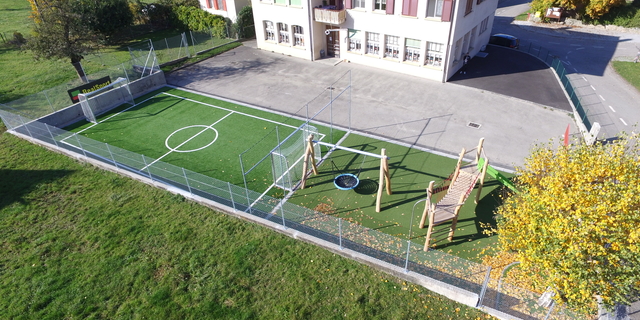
(419, 138, 489, 251)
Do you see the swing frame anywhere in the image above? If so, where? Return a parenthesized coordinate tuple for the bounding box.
(301, 135, 392, 212)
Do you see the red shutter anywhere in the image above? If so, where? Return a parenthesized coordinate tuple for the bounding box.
(402, 0, 410, 15)
(386, 0, 394, 14)
(409, 0, 418, 16)
(345, 0, 352, 9)
(205, 0, 211, 8)
(222, 0, 227, 10)
(213, 0, 219, 10)
(441, 0, 453, 21)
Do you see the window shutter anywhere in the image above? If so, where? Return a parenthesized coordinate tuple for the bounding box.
(386, 0, 394, 14)
(205, 0, 211, 8)
(345, 0, 352, 9)
(222, 0, 227, 10)
(409, 0, 418, 16)
(402, 0, 410, 15)
(441, 0, 453, 21)
(213, 0, 219, 9)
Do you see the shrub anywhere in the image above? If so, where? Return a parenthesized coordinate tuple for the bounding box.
(172, 5, 227, 33)
(234, 6, 255, 39)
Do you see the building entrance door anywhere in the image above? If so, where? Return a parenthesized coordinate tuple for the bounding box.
(325, 26, 339, 58)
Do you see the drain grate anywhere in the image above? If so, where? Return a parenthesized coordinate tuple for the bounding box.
(467, 122, 481, 129)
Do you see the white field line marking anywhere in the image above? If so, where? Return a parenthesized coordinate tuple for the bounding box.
(61, 92, 167, 144)
(620, 118, 628, 126)
(590, 85, 596, 90)
(142, 112, 234, 170)
(609, 105, 616, 112)
(161, 92, 300, 130)
(600, 95, 605, 101)
(249, 183, 278, 213)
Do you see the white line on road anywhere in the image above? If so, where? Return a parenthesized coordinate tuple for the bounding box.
(609, 105, 616, 112)
(574, 68, 578, 72)
(576, 47, 585, 50)
(600, 95, 605, 101)
(591, 85, 596, 90)
(582, 76, 588, 81)
(620, 118, 628, 126)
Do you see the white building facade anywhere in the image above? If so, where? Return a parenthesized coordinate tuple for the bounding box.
(251, 0, 498, 81)
(199, 0, 251, 22)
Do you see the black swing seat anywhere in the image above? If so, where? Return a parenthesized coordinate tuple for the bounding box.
(334, 173, 360, 190)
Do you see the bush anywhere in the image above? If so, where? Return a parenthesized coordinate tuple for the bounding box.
(172, 5, 227, 33)
(234, 6, 255, 39)
(580, 0, 640, 26)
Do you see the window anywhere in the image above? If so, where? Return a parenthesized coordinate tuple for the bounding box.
(264, 21, 275, 41)
(290, 0, 302, 5)
(426, 0, 443, 17)
(425, 41, 443, 66)
(278, 23, 290, 44)
(465, 0, 473, 15)
(479, 16, 489, 34)
(404, 38, 421, 62)
(215, 0, 226, 10)
(477, 0, 484, 5)
(453, 38, 462, 61)
(275, 0, 286, 4)
(348, 29, 362, 52)
(462, 32, 470, 54)
(375, 0, 386, 10)
(384, 35, 400, 59)
(402, 0, 418, 16)
(293, 25, 304, 46)
(366, 32, 380, 55)
(354, 0, 365, 8)
(469, 27, 477, 51)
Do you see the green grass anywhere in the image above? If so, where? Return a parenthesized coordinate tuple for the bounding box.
(612, 60, 640, 92)
(0, 126, 492, 319)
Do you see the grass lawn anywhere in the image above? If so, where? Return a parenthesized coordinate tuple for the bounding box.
(612, 60, 640, 92)
(0, 126, 493, 319)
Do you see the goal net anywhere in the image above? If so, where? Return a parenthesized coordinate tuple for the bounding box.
(77, 77, 134, 124)
(271, 124, 322, 191)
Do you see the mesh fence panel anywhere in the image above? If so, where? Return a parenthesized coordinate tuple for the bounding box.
(152, 33, 190, 66)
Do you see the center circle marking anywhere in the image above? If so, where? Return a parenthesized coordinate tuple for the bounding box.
(165, 125, 218, 153)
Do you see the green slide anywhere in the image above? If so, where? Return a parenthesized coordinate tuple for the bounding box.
(477, 158, 519, 193)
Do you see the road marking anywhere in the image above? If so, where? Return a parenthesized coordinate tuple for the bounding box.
(590, 85, 596, 90)
(565, 60, 572, 65)
(599, 95, 605, 101)
(609, 105, 616, 112)
(570, 44, 581, 46)
(582, 76, 588, 81)
(576, 47, 585, 50)
(574, 67, 579, 72)
(620, 118, 628, 126)
(592, 46, 604, 48)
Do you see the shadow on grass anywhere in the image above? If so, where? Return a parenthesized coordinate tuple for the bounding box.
(0, 169, 75, 210)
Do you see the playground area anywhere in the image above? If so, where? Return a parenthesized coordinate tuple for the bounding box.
(60, 86, 512, 259)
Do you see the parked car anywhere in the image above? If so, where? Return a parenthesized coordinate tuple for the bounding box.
(489, 34, 520, 49)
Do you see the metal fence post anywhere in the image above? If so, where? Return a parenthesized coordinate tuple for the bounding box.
(476, 266, 492, 308)
(43, 90, 56, 113)
(182, 32, 190, 58)
(45, 124, 60, 149)
(339, 218, 343, 250)
(106, 143, 119, 170)
(74, 134, 88, 158)
(228, 182, 237, 211)
(182, 167, 192, 196)
(141, 155, 154, 182)
(403, 240, 411, 273)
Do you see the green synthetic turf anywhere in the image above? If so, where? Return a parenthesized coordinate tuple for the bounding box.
(65, 87, 510, 260)
(66, 87, 345, 194)
(288, 133, 509, 261)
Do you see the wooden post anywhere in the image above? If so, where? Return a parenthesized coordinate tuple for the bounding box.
(300, 135, 318, 189)
(475, 157, 489, 204)
(475, 137, 484, 163)
(451, 148, 465, 184)
(376, 148, 390, 212)
(448, 191, 467, 241)
(419, 181, 435, 229)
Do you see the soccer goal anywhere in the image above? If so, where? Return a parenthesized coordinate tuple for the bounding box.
(77, 77, 134, 124)
(271, 124, 321, 191)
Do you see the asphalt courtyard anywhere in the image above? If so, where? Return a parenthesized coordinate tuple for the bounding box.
(166, 41, 576, 170)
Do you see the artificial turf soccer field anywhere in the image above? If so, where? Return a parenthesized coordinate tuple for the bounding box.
(65, 87, 508, 259)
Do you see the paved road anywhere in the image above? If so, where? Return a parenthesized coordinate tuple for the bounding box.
(491, 0, 640, 138)
(166, 43, 575, 171)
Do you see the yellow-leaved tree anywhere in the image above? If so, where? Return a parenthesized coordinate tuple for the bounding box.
(530, 0, 625, 19)
(495, 135, 640, 313)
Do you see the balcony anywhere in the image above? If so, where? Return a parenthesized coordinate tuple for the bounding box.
(314, 6, 346, 24)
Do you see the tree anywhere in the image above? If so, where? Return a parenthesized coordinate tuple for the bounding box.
(26, 0, 99, 83)
(494, 135, 640, 313)
(530, 0, 625, 19)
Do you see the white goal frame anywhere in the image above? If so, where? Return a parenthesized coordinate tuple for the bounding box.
(77, 77, 134, 124)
